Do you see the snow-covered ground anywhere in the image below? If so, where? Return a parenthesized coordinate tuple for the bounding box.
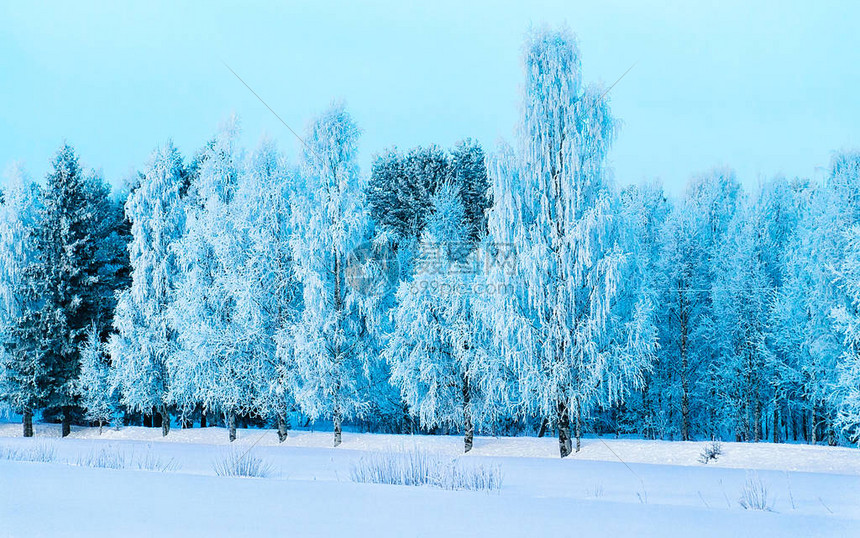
(0, 423, 858, 537)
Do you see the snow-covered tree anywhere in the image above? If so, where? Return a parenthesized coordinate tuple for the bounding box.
(170, 118, 251, 441)
(0, 165, 42, 437)
(707, 177, 806, 444)
(484, 28, 648, 457)
(288, 103, 373, 447)
(750, 177, 809, 443)
(91, 186, 132, 333)
(612, 181, 669, 438)
(225, 138, 301, 441)
(651, 169, 740, 441)
(110, 141, 187, 436)
(367, 145, 451, 241)
(819, 151, 860, 444)
(449, 139, 491, 242)
(387, 185, 489, 451)
(768, 153, 860, 445)
(367, 141, 491, 245)
(713, 195, 773, 441)
(17, 145, 108, 437)
(831, 220, 860, 444)
(75, 323, 116, 433)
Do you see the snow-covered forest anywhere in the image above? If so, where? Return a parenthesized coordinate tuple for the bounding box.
(3, 27, 860, 460)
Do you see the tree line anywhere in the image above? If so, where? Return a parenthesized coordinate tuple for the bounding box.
(1, 27, 859, 457)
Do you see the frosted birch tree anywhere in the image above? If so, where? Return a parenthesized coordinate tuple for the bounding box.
(0, 165, 42, 437)
(110, 141, 186, 436)
(613, 181, 668, 438)
(713, 196, 773, 441)
(289, 104, 373, 447)
(170, 118, 254, 441)
(485, 28, 648, 457)
(227, 138, 301, 441)
(834, 225, 860, 444)
(653, 169, 740, 440)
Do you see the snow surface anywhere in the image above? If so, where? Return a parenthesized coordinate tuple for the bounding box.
(0, 424, 858, 537)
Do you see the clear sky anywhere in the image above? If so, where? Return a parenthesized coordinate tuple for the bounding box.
(1, 1, 858, 193)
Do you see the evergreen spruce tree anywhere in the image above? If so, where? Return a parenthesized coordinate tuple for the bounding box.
(367, 142, 490, 244)
(16, 145, 107, 436)
(448, 139, 491, 243)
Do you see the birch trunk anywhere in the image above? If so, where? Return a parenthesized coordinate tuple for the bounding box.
(22, 408, 33, 438)
(277, 414, 289, 443)
(161, 403, 170, 437)
(557, 400, 572, 458)
(463, 376, 473, 453)
(227, 410, 237, 442)
(333, 409, 342, 447)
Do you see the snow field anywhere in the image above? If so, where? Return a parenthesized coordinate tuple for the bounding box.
(0, 424, 858, 537)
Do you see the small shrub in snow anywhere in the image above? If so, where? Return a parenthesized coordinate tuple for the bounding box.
(738, 472, 773, 511)
(349, 448, 437, 487)
(213, 448, 273, 478)
(58, 445, 181, 472)
(349, 448, 503, 492)
(133, 450, 180, 472)
(76, 448, 127, 469)
(698, 440, 722, 464)
(0, 442, 57, 463)
(445, 459, 503, 491)
(586, 484, 605, 499)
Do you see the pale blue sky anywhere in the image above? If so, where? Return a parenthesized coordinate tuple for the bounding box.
(1, 1, 858, 192)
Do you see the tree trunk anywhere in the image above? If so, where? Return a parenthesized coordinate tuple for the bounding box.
(332, 247, 344, 450)
(98, 418, 104, 435)
(463, 375, 473, 453)
(276, 414, 289, 443)
(333, 409, 342, 447)
(642, 375, 653, 440)
(811, 407, 818, 444)
(574, 400, 582, 453)
(801, 410, 808, 443)
(463, 417, 474, 453)
(772, 404, 779, 444)
(753, 399, 762, 442)
(826, 415, 837, 446)
(537, 417, 549, 438)
(161, 403, 170, 437)
(679, 288, 690, 442)
(200, 411, 207, 428)
(61, 406, 71, 438)
(791, 410, 797, 441)
(557, 400, 572, 458)
(22, 408, 33, 438)
(227, 410, 237, 442)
